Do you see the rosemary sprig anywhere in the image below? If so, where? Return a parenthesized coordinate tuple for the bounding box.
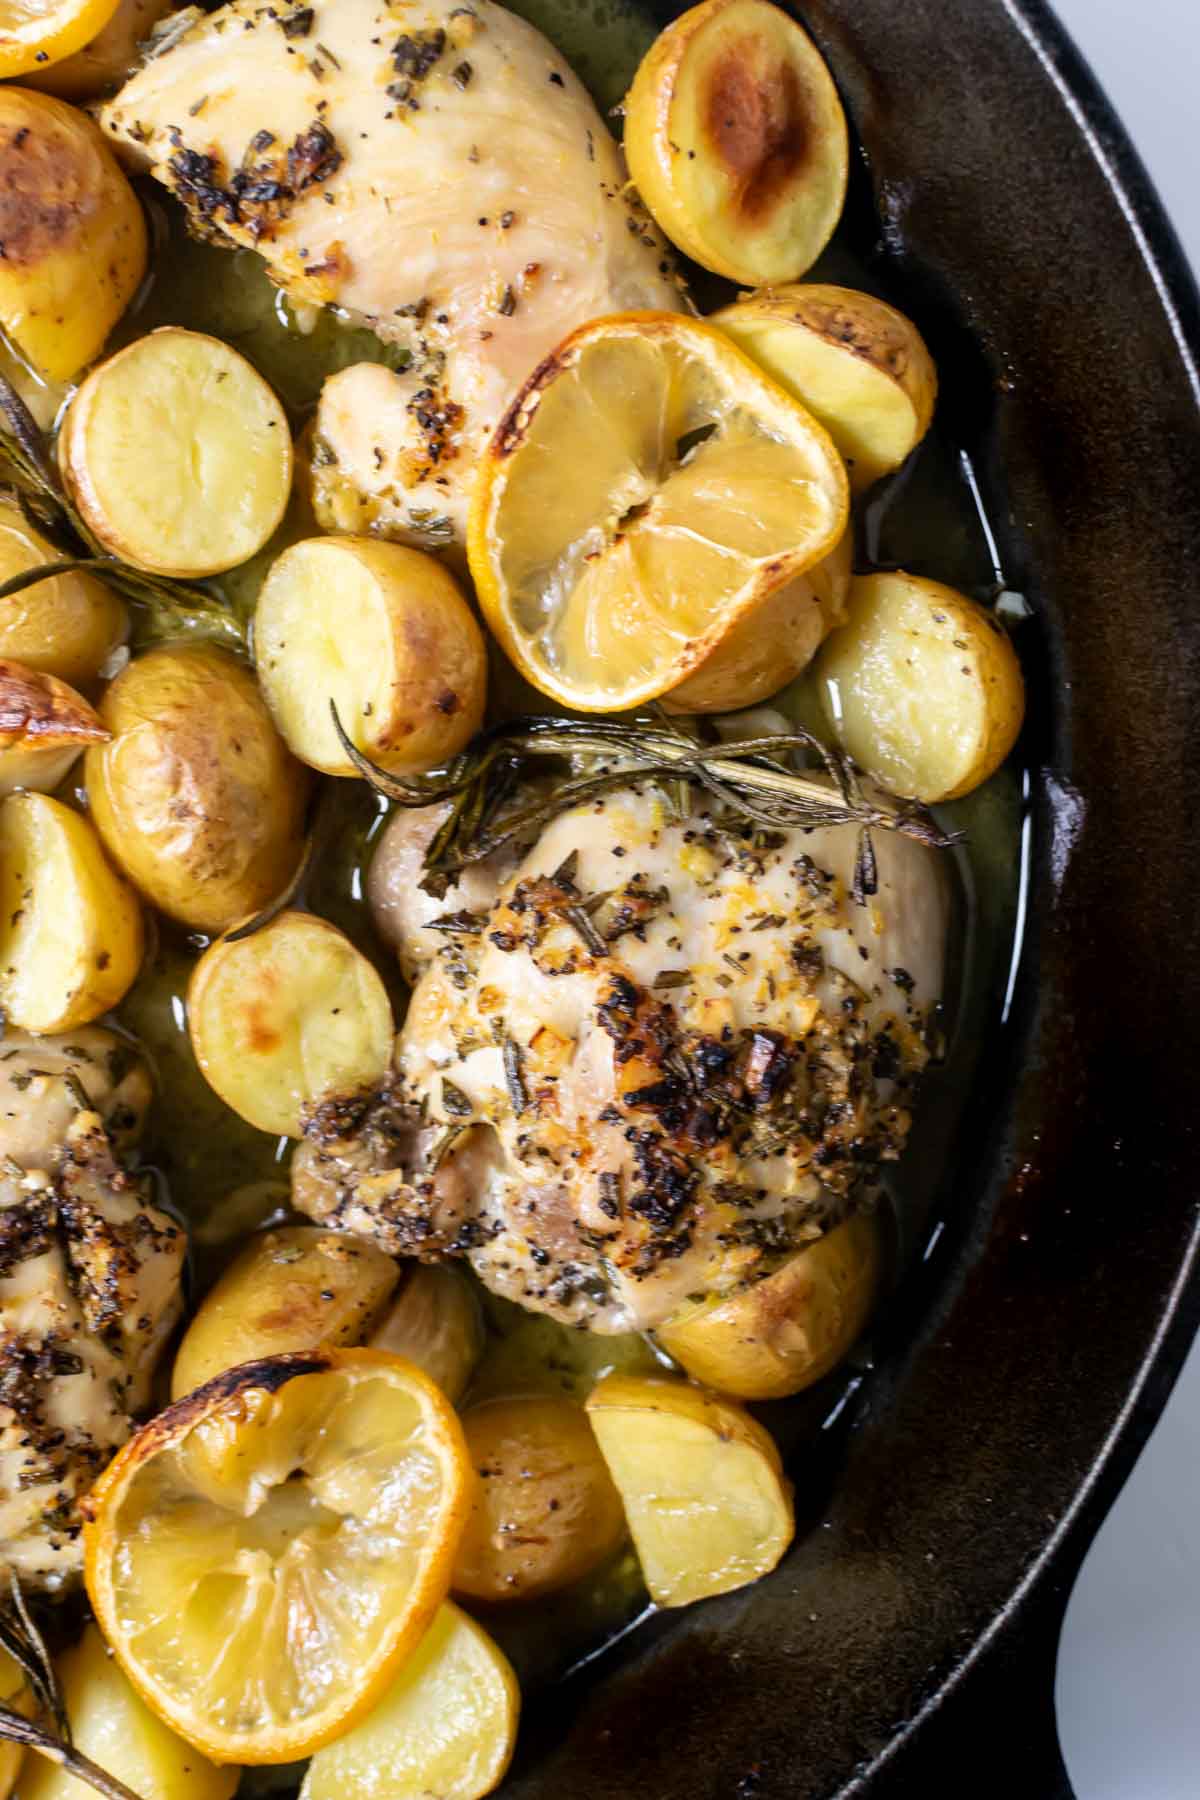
(0, 376, 244, 651)
(0, 1574, 148, 1800)
(331, 705, 958, 898)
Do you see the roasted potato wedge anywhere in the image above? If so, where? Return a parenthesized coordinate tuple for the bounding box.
(19, 1624, 237, 1800)
(255, 537, 487, 778)
(172, 1225, 400, 1399)
(370, 1263, 484, 1404)
(188, 910, 395, 1137)
(662, 522, 851, 712)
(85, 643, 311, 933)
(624, 0, 847, 284)
(60, 328, 292, 577)
(0, 658, 109, 796)
(657, 1212, 882, 1399)
(0, 88, 146, 381)
(29, 0, 177, 100)
(0, 496, 126, 683)
(452, 1395, 626, 1604)
(712, 284, 938, 491)
(302, 1601, 519, 1800)
(0, 1024, 149, 1168)
(0, 790, 142, 1033)
(586, 1374, 794, 1606)
(816, 570, 1025, 802)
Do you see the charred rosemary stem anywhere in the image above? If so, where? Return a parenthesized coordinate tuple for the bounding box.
(0, 1709, 147, 1800)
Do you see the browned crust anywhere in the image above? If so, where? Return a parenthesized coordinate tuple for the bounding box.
(0, 659, 109, 750)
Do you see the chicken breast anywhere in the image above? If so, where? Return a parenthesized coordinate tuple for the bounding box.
(101, 0, 681, 550)
(294, 786, 947, 1333)
(0, 1048, 184, 1590)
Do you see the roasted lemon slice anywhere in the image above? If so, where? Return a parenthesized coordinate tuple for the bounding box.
(468, 311, 848, 712)
(0, 0, 121, 81)
(83, 1349, 473, 1766)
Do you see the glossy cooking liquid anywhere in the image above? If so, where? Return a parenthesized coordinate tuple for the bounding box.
(113, 0, 1027, 1707)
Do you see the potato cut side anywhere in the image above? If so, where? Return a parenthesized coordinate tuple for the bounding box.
(172, 1225, 400, 1399)
(657, 1211, 883, 1399)
(0, 89, 145, 380)
(19, 1624, 237, 1800)
(301, 1602, 520, 1800)
(816, 570, 1025, 802)
(624, 0, 848, 285)
(370, 1263, 483, 1404)
(61, 328, 292, 576)
(586, 1374, 794, 1606)
(452, 1395, 626, 1604)
(0, 495, 126, 683)
(0, 1647, 29, 1800)
(0, 790, 142, 1033)
(0, 657, 110, 796)
(712, 284, 938, 491)
(188, 909, 394, 1137)
(255, 537, 487, 777)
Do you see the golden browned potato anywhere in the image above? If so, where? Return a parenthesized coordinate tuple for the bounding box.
(586, 1375, 794, 1606)
(19, 1624, 237, 1800)
(255, 537, 487, 778)
(0, 88, 146, 382)
(370, 1263, 484, 1404)
(0, 790, 143, 1032)
(85, 643, 311, 933)
(28, 0, 177, 100)
(188, 910, 395, 1137)
(0, 1646, 29, 1800)
(816, 570, 1026, 802)
(712, 284, 939, 492)
(60, 328, 293, 578)
(656, 1212, 882, 1399)
(662, 523, 851, 712)
(172, 1226, 400, 1400)
(624, 0, 847, 285)
(0, 1024, 149, 1167)
(0, 656, 109, 795)
(0, 495, 126, 682)
(452, 1395, 626, 1604)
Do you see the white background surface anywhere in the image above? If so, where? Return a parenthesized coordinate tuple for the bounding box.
(1046, 2, 1200, 1796)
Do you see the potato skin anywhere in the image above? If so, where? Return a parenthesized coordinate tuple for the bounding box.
(172, 1226, 400, 1400)
(0, 495, 126, 683)
(0, 88, 146, 381)
(657, 1211, 883, 1399)
(452, 1395, 626, 1604)
(86, 644, 311, 932)
(0, 656, 110, 795)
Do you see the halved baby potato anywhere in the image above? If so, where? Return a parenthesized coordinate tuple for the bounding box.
(0, 88, 146, 381)
(171, 1225, 400, 1400)
(624, 0, 848, 285)
(255, 536, 487, 778)
(0, 657, 109, 795)
(301, 1602, 519, 1800)
(816, 570, 1025, 802)
(370, 1262, 484, 1404)
(452, 1395, 627, 1605)
(712, 284, 938, 491)
(0, 495, 126, 684)
(0, 790, 142, 1033)
(60, 328, 292, 577)
(586, 1374, 794, 1607)
(188, 909, 394, 1137)
(19, 1623, 237, 1800)
(657, 1211, 882, 1399)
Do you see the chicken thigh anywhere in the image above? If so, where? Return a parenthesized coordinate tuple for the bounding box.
(101, 0, 681, 550)
(294, 788, 947, 1334)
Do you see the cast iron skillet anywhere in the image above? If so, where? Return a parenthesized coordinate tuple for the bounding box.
(499, 1, 1200, 1793)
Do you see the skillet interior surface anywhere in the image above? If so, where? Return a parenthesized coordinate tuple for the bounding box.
(494, 0, 1200, 1792)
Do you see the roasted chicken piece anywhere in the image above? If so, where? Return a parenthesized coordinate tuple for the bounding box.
(294, 788, 947, 1333)
(101, 0, 680, 551)
(0, 1034, 184, 1589)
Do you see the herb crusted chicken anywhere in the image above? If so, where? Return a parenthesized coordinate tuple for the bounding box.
(294, 787, 947, 1332)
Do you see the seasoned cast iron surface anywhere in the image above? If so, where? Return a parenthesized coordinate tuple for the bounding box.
(502, 0, 1200, 1793)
